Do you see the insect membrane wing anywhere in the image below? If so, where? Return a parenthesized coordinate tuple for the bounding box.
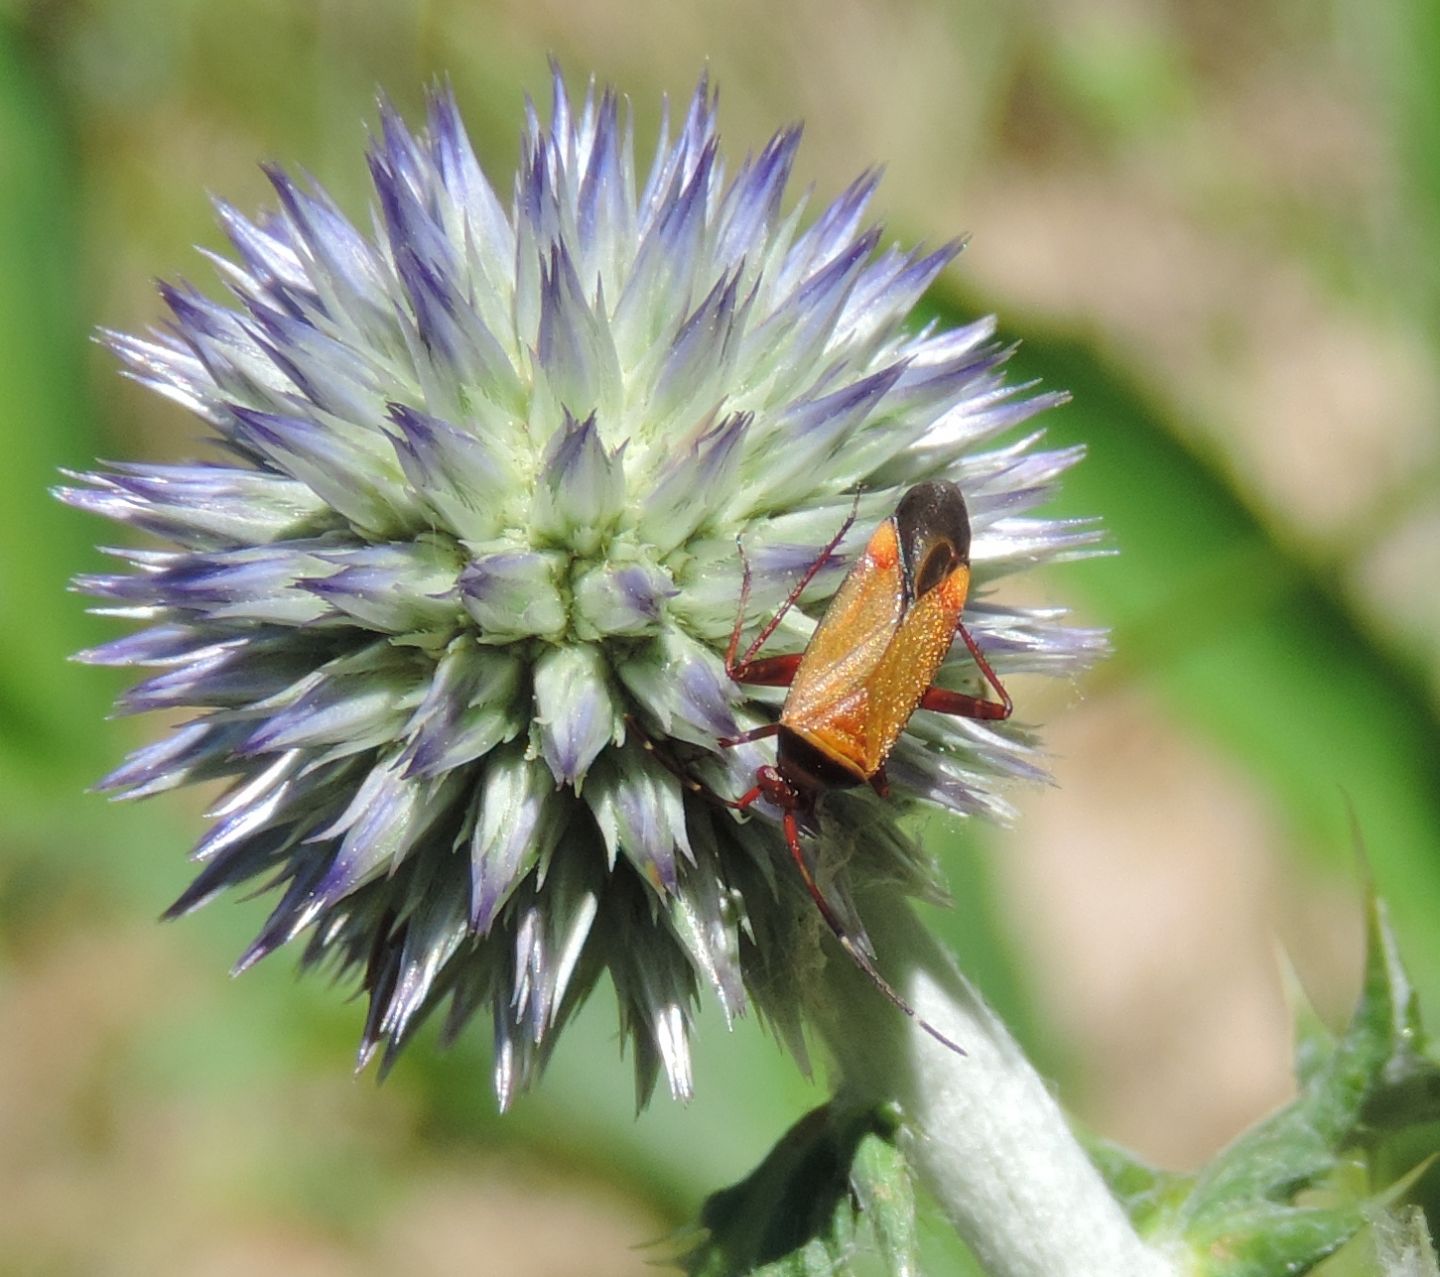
(780, 519, 904, 728)
(858, 563, 970, 774)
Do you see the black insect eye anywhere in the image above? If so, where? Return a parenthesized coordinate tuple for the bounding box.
(914, 544, 957, 596)
(894, 481, 971, 597)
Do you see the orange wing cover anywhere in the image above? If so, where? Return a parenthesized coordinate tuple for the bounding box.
(780, 518, 970, 780)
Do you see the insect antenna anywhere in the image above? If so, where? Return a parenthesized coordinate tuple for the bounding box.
(781, 810, 965, 1056)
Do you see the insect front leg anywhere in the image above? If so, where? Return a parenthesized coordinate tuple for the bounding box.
(716, 720, 782, 749)
(625, 714, 750, 812)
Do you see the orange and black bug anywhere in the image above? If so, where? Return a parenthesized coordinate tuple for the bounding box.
(720, 480, 1012, 1052)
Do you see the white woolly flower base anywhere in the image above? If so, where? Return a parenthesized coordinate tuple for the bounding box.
(814, 889, 1180, 1277)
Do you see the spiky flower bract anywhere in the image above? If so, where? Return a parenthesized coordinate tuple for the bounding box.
(63, 71, 1103, 1107)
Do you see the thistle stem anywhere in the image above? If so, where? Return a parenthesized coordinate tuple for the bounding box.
(813, 888, 1179, 1277)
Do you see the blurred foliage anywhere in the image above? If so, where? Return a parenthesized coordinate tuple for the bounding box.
(2, 0, 1438, 1273)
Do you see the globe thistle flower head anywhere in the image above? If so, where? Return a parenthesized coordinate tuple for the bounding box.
(63, 70, 1104, 1107)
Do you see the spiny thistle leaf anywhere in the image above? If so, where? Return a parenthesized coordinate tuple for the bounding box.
(678, 1103, 917, 1277)
(1168, 892, 1440, 1274)
(1082, 1134, 1189, 1238)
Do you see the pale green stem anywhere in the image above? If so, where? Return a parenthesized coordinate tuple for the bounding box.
(813, 886, 1182, 1277)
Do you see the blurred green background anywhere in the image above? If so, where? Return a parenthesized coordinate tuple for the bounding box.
(2, 0, 1438, 1272)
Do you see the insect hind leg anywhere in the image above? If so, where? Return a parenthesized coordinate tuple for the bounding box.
(918, 618, 1013, 721)
(780, 808, 966, 1057)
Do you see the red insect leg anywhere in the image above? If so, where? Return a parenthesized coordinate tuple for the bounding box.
(626, 713, 756, 813)
(727, 652, 803, 689)
(917, 618, 1013, 721)
(779, 805, 965, 1056)
(717, 720, 782, 749)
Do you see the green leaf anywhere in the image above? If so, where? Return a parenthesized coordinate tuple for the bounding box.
(1082, 1133, 1190, 1236)
(1165, 890, 1438, 1274)
(1282, 951, 1340, 1095)
(680, 1103, 919, 1277)
(851, 1132, 921, 1277)
(1188, 1206, 1364, 1277)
